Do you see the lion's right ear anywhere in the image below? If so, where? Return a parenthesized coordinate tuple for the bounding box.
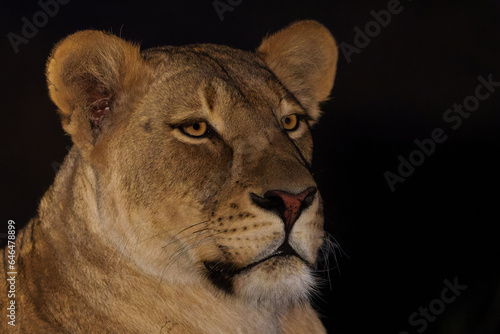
(46, 30, 148, 151)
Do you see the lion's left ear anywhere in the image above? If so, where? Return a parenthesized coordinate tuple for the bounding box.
(257, 20, 338, 123)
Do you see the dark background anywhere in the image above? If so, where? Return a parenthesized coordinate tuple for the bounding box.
(1, 1, 499, 333)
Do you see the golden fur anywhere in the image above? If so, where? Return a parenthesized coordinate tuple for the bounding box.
(1, 21, 338, 333)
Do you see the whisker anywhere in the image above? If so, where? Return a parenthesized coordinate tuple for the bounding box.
(161, 227, 214, 250)
(156, 215, 235, 284)
(156, 235, 220, 291)
(111, 225, 141, 266)
(136, 219, 211, 244)
(313, 225, 349, 292)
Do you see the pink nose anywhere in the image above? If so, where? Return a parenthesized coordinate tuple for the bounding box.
(250, 186, 317, 232)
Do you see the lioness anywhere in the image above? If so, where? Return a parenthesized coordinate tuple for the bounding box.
(1, 20, 338, 333)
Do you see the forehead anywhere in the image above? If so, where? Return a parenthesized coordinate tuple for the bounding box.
(141, 44, 304, 133)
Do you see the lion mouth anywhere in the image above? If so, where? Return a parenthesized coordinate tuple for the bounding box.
(238, 242, 305, 273)
(203, 243, 306, 293)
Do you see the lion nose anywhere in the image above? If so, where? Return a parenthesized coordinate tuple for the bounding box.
(250, 186, 317, 233)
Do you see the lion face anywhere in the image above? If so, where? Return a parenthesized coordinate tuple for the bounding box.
(46, 21, 337, 309)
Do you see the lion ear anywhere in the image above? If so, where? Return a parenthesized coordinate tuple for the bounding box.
(257, 20, 338, 123)
(46, 30, 147, 151)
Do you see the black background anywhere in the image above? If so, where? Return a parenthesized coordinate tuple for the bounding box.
(1, 1, 499, 333)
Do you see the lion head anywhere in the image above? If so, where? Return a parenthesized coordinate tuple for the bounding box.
(45, 20, 338, 310)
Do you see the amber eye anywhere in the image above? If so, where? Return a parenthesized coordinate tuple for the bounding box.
(181, 121, 208, 137)
(281, 114, 299, 131)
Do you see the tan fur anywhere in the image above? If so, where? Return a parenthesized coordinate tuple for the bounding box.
(1, 21, 338, 333)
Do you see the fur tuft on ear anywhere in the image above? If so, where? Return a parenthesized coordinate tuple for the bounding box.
(257, 20, 338, 123)
(46, 30, 147, 150)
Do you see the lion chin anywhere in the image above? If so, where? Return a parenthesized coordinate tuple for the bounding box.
(235, 257, 315, 308)
(204, 244, 316, 308)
